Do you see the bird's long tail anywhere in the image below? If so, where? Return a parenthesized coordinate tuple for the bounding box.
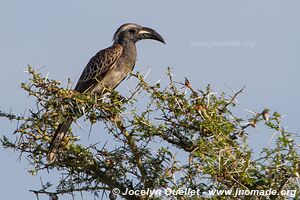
(47, 119, 73, 164)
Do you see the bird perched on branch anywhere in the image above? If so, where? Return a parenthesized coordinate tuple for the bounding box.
(47, 23, 165, 163)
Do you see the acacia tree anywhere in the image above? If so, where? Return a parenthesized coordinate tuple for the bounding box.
(1, 66, 299, 200)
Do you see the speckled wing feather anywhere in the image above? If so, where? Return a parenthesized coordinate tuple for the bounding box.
(75, 44, 123, 93)
(47, 44, 123, 164)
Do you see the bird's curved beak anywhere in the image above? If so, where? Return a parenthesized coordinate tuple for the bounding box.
(138, 27, 165, 44)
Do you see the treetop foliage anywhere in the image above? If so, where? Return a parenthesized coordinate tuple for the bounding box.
(1, 66, 299, 200)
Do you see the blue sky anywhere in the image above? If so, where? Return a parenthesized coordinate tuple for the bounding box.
(0, 1, 299, 199)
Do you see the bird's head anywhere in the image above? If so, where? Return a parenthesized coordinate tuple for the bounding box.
(113, 23, 165, 44)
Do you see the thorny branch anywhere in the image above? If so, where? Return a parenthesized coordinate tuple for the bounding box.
(1, 66, 299, 200)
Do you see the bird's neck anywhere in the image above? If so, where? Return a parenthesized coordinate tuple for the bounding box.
(117, 40, 137, 61)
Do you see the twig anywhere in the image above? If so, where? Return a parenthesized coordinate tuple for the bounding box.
(115, 119, 147, 184)
(220, 86, 245, 113)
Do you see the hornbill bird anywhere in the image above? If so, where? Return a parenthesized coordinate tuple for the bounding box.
(47, 23, 165, 163)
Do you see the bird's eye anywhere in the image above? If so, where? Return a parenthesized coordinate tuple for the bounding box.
(128, 29, 136, 34)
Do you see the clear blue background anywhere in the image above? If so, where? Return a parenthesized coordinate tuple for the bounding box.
(1, 1, 299, 199)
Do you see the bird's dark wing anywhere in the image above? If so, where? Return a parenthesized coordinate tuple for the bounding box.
(47, 45, 123, 164)
(75, 44, 123, 93)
